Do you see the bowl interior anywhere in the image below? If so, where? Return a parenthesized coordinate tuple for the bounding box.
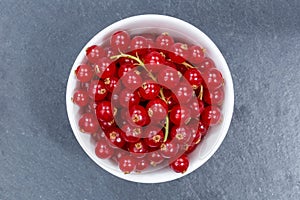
(66, 14, 234, 183)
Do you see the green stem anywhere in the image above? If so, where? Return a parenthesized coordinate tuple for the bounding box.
(182, 62, 195, 69)
(159, 88, 169, 142)
(111, 53, 156, 81)
(198, 85, 203, 100)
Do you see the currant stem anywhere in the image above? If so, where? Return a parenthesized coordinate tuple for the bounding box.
(198, 85, 203, 100)
(110, 53, 157, 81)
(182, 62, 195, 69)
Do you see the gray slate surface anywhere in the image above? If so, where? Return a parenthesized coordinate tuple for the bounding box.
(0, 0, 299, 199)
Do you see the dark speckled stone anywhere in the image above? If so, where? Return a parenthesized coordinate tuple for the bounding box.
(0, 0, 299, 199)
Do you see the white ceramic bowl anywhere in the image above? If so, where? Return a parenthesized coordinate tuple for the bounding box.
(66, 14, 234, 183)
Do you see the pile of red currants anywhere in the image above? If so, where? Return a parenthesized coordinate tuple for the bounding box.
(72, 31, 224, 174)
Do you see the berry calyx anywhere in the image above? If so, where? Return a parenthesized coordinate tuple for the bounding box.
(129, 105, 149, 126)
(105, 127, 126, 148)
(170, 126, 192, 145)
(121, 124, 142, 143)
(144, 127, 164, 148)
(128, 141, 148, 158)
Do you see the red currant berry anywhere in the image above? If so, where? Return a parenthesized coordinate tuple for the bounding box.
(85, 101, 98, 113)
(118, 155, 137, 174)
(117, 57, 136, 65)
(155, 33, 174, 51)
(80, 81, 91, 91)
(129, 105, 149, 126)
(168, 43, 189, 63)
(121, 124, 142, 143)
(96, 101, 116, 122)
(197, 57, 215, 72)
(103, 77, 121, 93)
(86, 45, 105, 63)
(146, 98, 168, 121)
(201, 106, 222, 126)
(135, 158, 149, 172)
(121, 70, 142, 90)
(170, 126, 192, 145)
(78, 113, 99, 134)
(112, 150, 127, 163)
(147, 151, 164, 166)
(144, 127, 164, 148)
(99, 120, 116, 132)
(88, 80, 107, 101)
(104, 47, 117, 58)
(169, 154, 189, 173)
(173, 82, 194, 104)
(91, 130, 106, 142)
(130, 36, 147, 53)
(157, 68, 180, 89)
(95, 139, 114, 159)
(110, 31, 130, 52)
(188, 45, 205, 64)
(198, 120, 209, 136)
(183, 68, 203, 89)
(94, 57, 116, 79)
(75, 64, 93, 83)
(160, 140, 180, 159)
(119, 89, 140, 108)
(170, 105, 191, 125)
(118, 63, 135, 77)
(175, 64, 188, 75)
(203, 68, 224, 90)
(203, 87, 224, 105)
(189, 98, 205, 118)
(72, 90, 89, 107)
(139, 81, 160, 100)
(145, 38, 155, 50)
(144, 51, 165, 72)
(188, 119, 202, 144)
(163, 90, 179, 110)
(128, 141, 148, 158)
(105, 127, 126, 149)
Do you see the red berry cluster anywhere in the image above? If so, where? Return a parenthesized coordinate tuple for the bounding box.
(72, 31, 224, 174)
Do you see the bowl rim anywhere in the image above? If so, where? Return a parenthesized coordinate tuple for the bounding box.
(66, 14, 234, 183)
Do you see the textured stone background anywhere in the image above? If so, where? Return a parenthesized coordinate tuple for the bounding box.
(0, 0, 299, 199)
